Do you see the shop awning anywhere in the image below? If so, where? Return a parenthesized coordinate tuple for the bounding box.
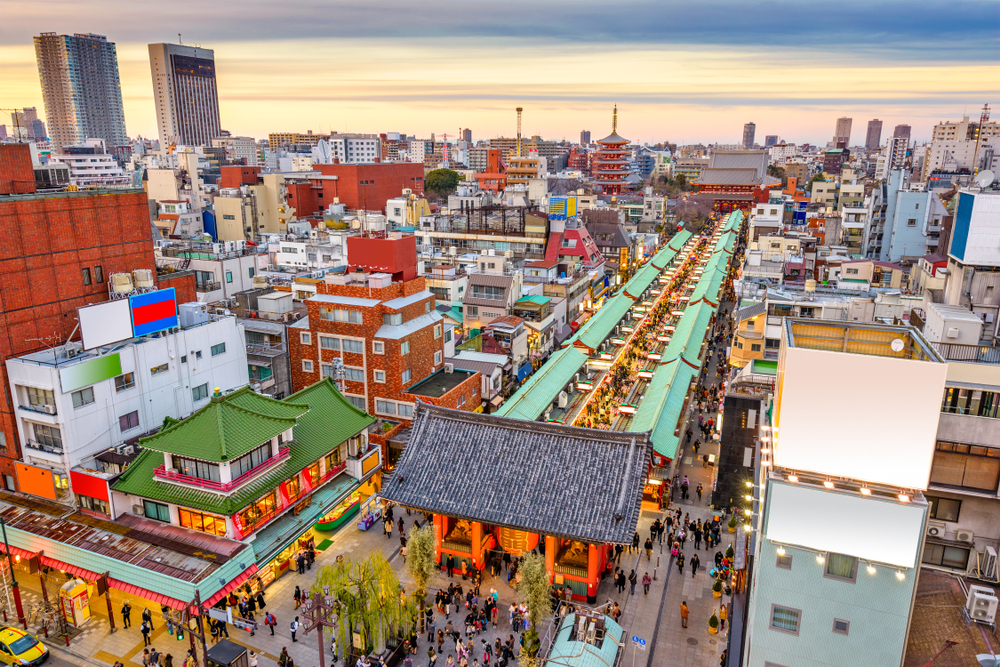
(203, 565, 259, 607)
(109, 579, 189, 610)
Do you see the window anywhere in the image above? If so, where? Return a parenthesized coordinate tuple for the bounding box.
(94, 266, 103, 283)
(26, 387, 55, 409)
(941, 387, 1000, 418)
(434, 324, 442, 339)
(181, 355, 187, 363)
(231, 442, 273, 478)
(343, 339, 364, 354)
(174, 456, 221, 482)
(846, 268, 858, 275)
(192, 383, 209, 402)
(81, 268, 92, 286)
(445, 329, 453, 343)
(179, 508, 227, 536)
(927, 495, 961, 522)
(907, 218, 916, 227)
(824, 553, 858, 583)
(300, 332, 312, 345)
(325, 448, 343, 472)
(374, 370, 386, 383)
(225, 271, 233, 284)
(376, 400, 396, 415)
(344, 367, 364, 382)
(751, 344, 762, 352)
(302, 360, 314, 372)
(249, 267, 255, 279)
(307, 462, 321, 486)
(211, 343, 226, 356)
(471, 285, 505, 300)
(77, 493, 110, 515)
(434, 351, 443, 365)
(320, 336, 340, 351)
(923, 542, 970, 569)
(33, 424, 62, 450)
(769, 605, 801, 636)
(346, 395, 366, 410)
(119, 411, 140, 432)
(373, 341, 385, 354)
(114, 373, 135, 392)
(401, 369, 411, 384)
(401, 341, 410, 355)
(238, 490, 277, 532)
(398, 403, 414, 418)
(321, 308, 362, 323)
(71, 387, 95, 409)
(284, 475, 301, 502)
(143, 500, 170, 522)
(150, 363, 169, 376)
(832, 619, 850, 636)
(931, 441, 1000, 491)
(468, 306, 478, 317)
(383, 313, 403, 326)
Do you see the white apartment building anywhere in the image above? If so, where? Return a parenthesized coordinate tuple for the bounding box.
(272, 230, 350, 272)
(745, 321, 947, 667)
(155, 240, 268, 303)
(5, 314, 249, 504)
(327, 134, 382, 164)
(768, 143, 799, 164)
(211, 136, 259, 166)
(49, 138, 130, 187)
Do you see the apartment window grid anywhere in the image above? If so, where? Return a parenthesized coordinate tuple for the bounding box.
(72, 387, 95, 408)
(27, 387, 55, 409)
(192, 383, 210, 402)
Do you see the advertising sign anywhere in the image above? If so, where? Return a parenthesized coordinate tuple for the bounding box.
(78, 300, 134, 350)
(15, 462, 57, 501)
(129, 288, 179, 336)
(59, 352, 122, 393)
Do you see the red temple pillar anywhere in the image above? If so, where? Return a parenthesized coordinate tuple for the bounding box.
(545, 536, 557, 585)
(471, 522, 483, 570)
(587, 544, 600, 604)
(434, 515, 445, 567)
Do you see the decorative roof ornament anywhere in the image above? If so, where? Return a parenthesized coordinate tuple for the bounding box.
(613, 105, 618, 134)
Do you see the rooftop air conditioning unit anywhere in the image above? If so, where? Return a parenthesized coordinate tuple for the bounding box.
(947, 327, 960, 339)
(557, 391, 568, 408)
(444, 363, 454, 374)
(449, 247, 457, 256)
(967, 585, 998, 624)
(132, 504, 144, 516)
(926, 520, 946, 538)
(43, 405, 56, 415)
(957, 529, 975, 544)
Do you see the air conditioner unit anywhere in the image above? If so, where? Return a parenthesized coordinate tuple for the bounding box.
(444, 363, 454, 374)
(967, 585, 998, 624)
(43, 405, 56, 415)
(132, 504, 144, 516)
(946, 327, 960, 339)
(957, 529, 975, 544)
(926, 520, 946, 538)
(557, 391, 568, 409)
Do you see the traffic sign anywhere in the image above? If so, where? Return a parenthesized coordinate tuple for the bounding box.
(631, 636, 646, 651)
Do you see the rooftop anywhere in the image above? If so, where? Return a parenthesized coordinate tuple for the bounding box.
(904, 570, 993, 666)
(406, 368, 477, 398)
(784, 320, 942, 362)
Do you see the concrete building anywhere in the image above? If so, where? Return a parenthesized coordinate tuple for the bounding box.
(326, 134, 382, 164)
(580, 130, 591, 146)
(833, 116, 853, 146)
(743, 122, 756, 149)
(944, 190, 1000, 334)
(893, 125, 912, 142)
(48, 138, 130, 187)
(155, 240, 265, 303)
(463, 269, 523, 331)
(34, 33, 128, 153)
(745, 321, 947, 667)
(211, 136, 258, 166)
(865, 119, 883, 150)
(149, 43, 222, 147)
(284, 162, 425, 216)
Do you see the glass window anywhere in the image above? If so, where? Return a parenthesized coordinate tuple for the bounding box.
(930, 441, 1000, 491)
(81, 268, 92, 286)
(398, 403, 414, 418)
(71, 387, 95, 408)
(434, 351, 442, 365)
(302, 360, 314, 372)
(226, 271, 233, 283)
(383, 313, 403, 326)
(238, 490, 277, 532)
(77, 494, 110, 515)
(401, 341, 410, 355)
(927, 495, 961, 522)
(824, 553, 857, 582)
(119, 411, 139, 432)
(320, 336, 340, 350)
(377, 400, 397, 415)
(300, 332, 311, 345)
(143, 500, 170, 522)
(307, 462, 321, 486)
(94, 266, 103, 283)
(770, 605, 801, 635)
(374, 371, 386, 383)
(325, 448, 343, 472)
(179, 508, 227, 536)
(343, 339, 364, 354)
(33, 424, 62, 450)
(192, 383, 209, 402)
(344, 367, 364, 382)
(114, 373, 135, 392)
(150, 363, 169, 376)
(401, 369, 411, 384)
(832, 619, 850, 636)
(321, 308, 362, 323)
(776, 553, 792, 569)
(211, 343, 226, 356)
(26, 387, 55, 408)
(231, 442, 273, 478)
(373, 341, 385, 354)
(922, 542, 970, 569)
(284, 475, 301, 502)
(434, 325, 442, 339)
(174, 455, 221, 482)
(346, 395, 365, 410)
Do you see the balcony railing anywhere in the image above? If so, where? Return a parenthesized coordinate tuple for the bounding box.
(196, 281, 221, 293)
(26, 439, 63, 455)
(154, 446, 290, 491)
(20, 404, 56, 416)
(931, 342, 1000, 365)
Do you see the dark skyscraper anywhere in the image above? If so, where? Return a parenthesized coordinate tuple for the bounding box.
(893, 124, 912, 143)
(580, 130, 591, 145)
(865, 119, 883, 149)
(742, 122, 756, 149)
(765, 135, 779, 147)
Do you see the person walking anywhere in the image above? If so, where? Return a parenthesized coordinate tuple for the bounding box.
(696, 483, 703, 501)
(615, 569, 626, 595)
(680, 602, 689, 629)
(141, 620, 152, 646)
(142, 607, 154, 630)
(256, 590, 266, 611)
(278, 648, 290, 667)
(644, 537, 653, 561)
(719, 604, 728, 632)
(265, 612, 276, 636)
(447, 555, 455, 578)
(296, 551, 306, 575)
(631, 531, 640, 554)
(121, 601, 132, 629)
(627, 570, 637, 596)
(677, 553, 685, 574)
(294, 586, 302, 609)
(694, 530, 702, 550)
(428, 647, 437, 667)
(691, 554, 700, 577)
(290, 616, 300, 643)
(641, 573, 651, 596)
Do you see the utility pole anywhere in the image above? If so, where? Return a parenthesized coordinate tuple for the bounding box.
(302, 593, 339, 667)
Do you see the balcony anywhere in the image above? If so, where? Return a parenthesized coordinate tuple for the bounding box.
(931, 342, 1000, 365)
(196, 281, 221, 293)
(346, 446, 381, 480)
(154, 446, 290, 492)
(19, 404, 57, 417)
(937, 412, 1000, 448)
(25, 439, 63, 455)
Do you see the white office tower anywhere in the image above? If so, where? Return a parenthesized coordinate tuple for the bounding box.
(149, 43, 222, 146)
(744, 321, 947, 667)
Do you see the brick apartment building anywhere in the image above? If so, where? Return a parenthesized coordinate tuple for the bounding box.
(289, 234, 480, 422)
(0, 143, 196, 490)
(285, 162, 425, 216)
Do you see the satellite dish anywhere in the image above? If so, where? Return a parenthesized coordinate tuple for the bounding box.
(890, 338, 904, 352)
(975, 170, 995, 188)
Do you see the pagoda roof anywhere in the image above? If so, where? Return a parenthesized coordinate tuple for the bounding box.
(693, 167, 781, 187)
(597, 132, 629, 145)
(380, 403, 651, 544)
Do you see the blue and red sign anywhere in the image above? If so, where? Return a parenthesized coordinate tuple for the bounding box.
(129, 288, 179, 336)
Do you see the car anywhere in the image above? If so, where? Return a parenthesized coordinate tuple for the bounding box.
(0, 627, 48, 666)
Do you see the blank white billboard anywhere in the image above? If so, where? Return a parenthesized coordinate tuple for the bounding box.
(774, 345, 947, 489)
(766, 482, 925, 568)
(78, 300, 134, 350)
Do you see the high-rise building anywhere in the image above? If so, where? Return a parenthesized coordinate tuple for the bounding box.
(893, 124, 912, 142)
(765, 135, 779, 147)
(34, 33, 128, 153)
(743, 122, 756, 149)
(149, 43, 222, 147)
(580, 130, 591, 145)
(9, 108, 39, 140)
(462, 128, 472, 143)
(865, 119, 883, 150)
(834, 116, 853, 147)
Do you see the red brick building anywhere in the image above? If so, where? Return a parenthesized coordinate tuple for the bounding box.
(0, 144, 196, 490)
(285, 163, 425, 216)
(220, 165, 263, 189)
(289, 235, 479, 422)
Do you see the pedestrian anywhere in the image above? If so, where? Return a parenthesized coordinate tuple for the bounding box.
(615, 570, 626, 595)
(385, 517, 393, 539)
(644, 537, 653, 560)
(677, 553, 685, 574)
(279, 648, 290, 667)
(694, 530, 702, 550)
(294, 586, 302, 608)
(696, 483, 703, 501)
(428, 647, 437, 667)
(247, 651, 257, 667)
(290, 616, 299, 643)
(142, 607, 154, 630)
(265, 612, 276, 636)
(642, 573, 651, 596)
(693, 440, 700, 455)
(719, 649, 727, 667)
(680, 601, 689, 629)
(691, 554, 700, 577)
(628, 570, 637, 595)
(122, 600, 132, 629)
(428, 616, 437, 642)
(719, 604, 727, 632)
(631, 532, 639, 554)
(447, 555, 455, 578)
(296, 552, 306, 575)
(141, 620, 152, 646)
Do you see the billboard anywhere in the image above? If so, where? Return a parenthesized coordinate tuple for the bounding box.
(15, 462, 57, 501)
(78, 300, 134, 350)
(548, 197, 578, 220)
(130, 288, 179, 336)
(59, 353, 122, 393)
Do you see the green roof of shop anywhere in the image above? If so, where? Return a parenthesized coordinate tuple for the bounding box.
(516, 295, 552, 305)
(113, 378, 375, 515)
(548, 614, 624, 667)
(495, 346, 589, 421)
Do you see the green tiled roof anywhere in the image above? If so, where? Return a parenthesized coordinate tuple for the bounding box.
(576, 296, 633, 350)
(516, 295, 551, 305)
(113, 378, 375, 515)
(138, 389, 309, 461)
(495, 346, 589, 421)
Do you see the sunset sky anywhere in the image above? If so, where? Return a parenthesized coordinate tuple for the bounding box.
(2, 0, 997, 146)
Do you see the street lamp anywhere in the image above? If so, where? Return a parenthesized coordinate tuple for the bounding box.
(0, 518, 26, 628)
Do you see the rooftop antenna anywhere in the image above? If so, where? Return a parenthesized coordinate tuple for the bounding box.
(516, 107, 523, 158)
(613, 105, 618, 134)
(973, 103, 991, 176)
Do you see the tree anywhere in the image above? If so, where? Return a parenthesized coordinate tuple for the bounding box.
(517, 553, 552, 667)
(311, 553, 418, 657)
(404, 524, 437, 607)
(806, 173, 827, 193)
(675, 173, 688, 189)
(425, 168, 460, 196)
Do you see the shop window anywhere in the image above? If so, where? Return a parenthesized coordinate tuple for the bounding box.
(308, 462, 321, 486)
(77, 494, 109, 516)
(114, 373, 135, 392)
(238, 490, 278, 532)
(179, 508, 227, 537)
(143, 500, 170, 523)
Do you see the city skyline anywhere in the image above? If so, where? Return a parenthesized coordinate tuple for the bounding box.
(2, 0, 997, 145)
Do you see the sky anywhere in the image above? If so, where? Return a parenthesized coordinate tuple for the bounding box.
(1, 0, 998, 146)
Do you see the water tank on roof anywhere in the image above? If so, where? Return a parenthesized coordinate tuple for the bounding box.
(132, 269, 154, 290)
(111, 273, 134, 295)
(178, 302, 209, 327)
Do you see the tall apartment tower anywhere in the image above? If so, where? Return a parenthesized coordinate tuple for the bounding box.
(580, 130, 591, 145)
(893, 124, 912, 142)
(149, 43, 222, 147)
(34, 33, 128, 153)
(462, 128, 472, 143)
(743, 122, 756, 149)
(865, 119, 883, 150)
(834, 116, 853, 147)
